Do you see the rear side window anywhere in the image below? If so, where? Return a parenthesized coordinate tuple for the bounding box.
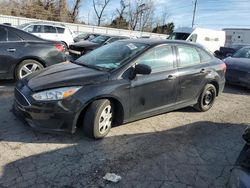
(0, 27, 7, 41)
(197, 48, 212, 62)
(44, 25, 57, 33)
(178, 46, 201, 67)
(7, 30, 22, 41)
(136, 45, 174, 72)
(0, 28, 21, 42)
(56, 27, 65, 33)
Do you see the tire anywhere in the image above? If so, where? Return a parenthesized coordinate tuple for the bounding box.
(83, 99, 113, 139)
(194, 84, 217, 112)
(16, 59, 44, 80)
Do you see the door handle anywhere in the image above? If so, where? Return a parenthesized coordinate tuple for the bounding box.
(166, 75, 176, 80)
(200, 68, 206, 74)
(7, 48, 16, 52)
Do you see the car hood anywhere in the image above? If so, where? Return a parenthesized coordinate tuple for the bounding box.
(224, 57, 250, 70)
(25, 62, 109, 91)
(71, 41, 100, 48)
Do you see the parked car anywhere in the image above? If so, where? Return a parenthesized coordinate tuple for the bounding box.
(214, 44, 250, 59)
(69, 35, 128, 60)
(14, 39, 226, 139)
(17, 22, 74, 49)
(73, 33, 100, 43)
(0, 24, 66, 80)
(224, 47, 250, 88)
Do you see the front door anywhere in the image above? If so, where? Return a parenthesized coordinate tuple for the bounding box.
(130, 45, 178, 117)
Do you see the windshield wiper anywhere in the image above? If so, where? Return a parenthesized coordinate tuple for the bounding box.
(73, 61, 110, 71)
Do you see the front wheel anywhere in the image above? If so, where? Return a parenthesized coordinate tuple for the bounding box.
(83, 99, 113, 139)
(16, 59, 44, 80)
(194, 84, 217, 112)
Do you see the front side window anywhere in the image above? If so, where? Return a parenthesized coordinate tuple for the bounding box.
(75, 41, 148, 70)
(90, 35, 110, 44)
(233, 47, 250, 59)
(178, 46, 201, 67)
(44, 25, 56, 33)
(33, 25, 43, 33)
(136, 45, 174, 72)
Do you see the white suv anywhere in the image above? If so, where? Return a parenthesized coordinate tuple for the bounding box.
(17, 22, 74, 48)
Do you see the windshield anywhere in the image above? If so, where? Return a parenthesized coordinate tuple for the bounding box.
(75, 41, 148, 70)
(16, 23, 30, 29)
(90, 35, 110, 44)
(168, 32, 190, 40)
(233, 47, 250, 59)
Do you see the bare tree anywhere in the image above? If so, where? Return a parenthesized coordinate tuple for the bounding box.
(68, 0, 82, 23)
(93, 0, 111, 26)
(116, 0, 128, 19)
(127, 0, 155, 31)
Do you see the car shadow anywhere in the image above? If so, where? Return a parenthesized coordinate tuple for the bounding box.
(223, 84, 250, 95)
(0, 121, 248, 187)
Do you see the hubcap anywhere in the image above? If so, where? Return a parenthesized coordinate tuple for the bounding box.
(203, 90, 214, 106)
(19, 63, 42, 79)
(98, 105, 112, 134)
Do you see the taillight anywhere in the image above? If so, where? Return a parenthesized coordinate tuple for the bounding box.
(220, 63, 227, 73)
(54, 43, 65, 52)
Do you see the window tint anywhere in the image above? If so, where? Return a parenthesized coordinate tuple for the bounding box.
(197, 48, 212, 62)
(33, 25, 43, 33)
(136, 45, 174, 72)
(56, 27, 65, 33)
(7, 30, 21, 41)
(178, 46, 200, 67)
(44, 25, 56, 33)
(0, 27, 7, 41)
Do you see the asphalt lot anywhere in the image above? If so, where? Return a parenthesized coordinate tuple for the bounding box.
(0, 81, 250, 188)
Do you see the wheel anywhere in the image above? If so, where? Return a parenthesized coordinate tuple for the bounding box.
(194, 84, 217, 112)
(16, 59, 44, 80)
(83, 99, 113, 139)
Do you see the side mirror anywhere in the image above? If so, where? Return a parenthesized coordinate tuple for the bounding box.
(134, 64, 152, 75)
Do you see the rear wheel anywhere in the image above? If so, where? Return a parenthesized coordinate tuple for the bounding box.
(194, 84, 217, 112)
(83, 99, 113, 139)
(16, 59, 44, 80)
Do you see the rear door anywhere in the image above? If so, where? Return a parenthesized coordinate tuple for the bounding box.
(0, 26, 23, 76)
(130, 44, 178, 117)
(175, 45, 209, 103)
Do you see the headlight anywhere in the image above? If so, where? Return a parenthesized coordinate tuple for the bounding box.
(32, 86, 82, 101)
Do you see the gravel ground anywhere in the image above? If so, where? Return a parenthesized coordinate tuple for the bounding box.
(0, 82, 249, 188)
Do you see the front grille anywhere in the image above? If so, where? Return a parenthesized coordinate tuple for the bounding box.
(15, 88, 30, 106)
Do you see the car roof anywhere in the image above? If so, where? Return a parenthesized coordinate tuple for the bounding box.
(20, 22, 66, 28)
(120, 39, 205, 48)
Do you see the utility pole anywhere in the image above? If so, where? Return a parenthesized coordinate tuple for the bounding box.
(192, 0, 197, 28)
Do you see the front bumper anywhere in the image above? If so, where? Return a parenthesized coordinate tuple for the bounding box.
(13, 86, 78, 134)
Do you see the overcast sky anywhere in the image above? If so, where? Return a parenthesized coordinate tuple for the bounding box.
(76, 0, 250, 30)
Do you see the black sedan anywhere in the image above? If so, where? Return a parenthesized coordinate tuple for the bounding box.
(0, 24, 66, 80)
(73, 33, 100, 42)
(224, 47, 250, 88)
(69, 35, 128, 60)
(14, 39, 226, 139)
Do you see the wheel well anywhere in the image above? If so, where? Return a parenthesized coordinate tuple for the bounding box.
(13, 58, 46, 79)
(209, 81, 219, 96)
(76, 97, 124, 129)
